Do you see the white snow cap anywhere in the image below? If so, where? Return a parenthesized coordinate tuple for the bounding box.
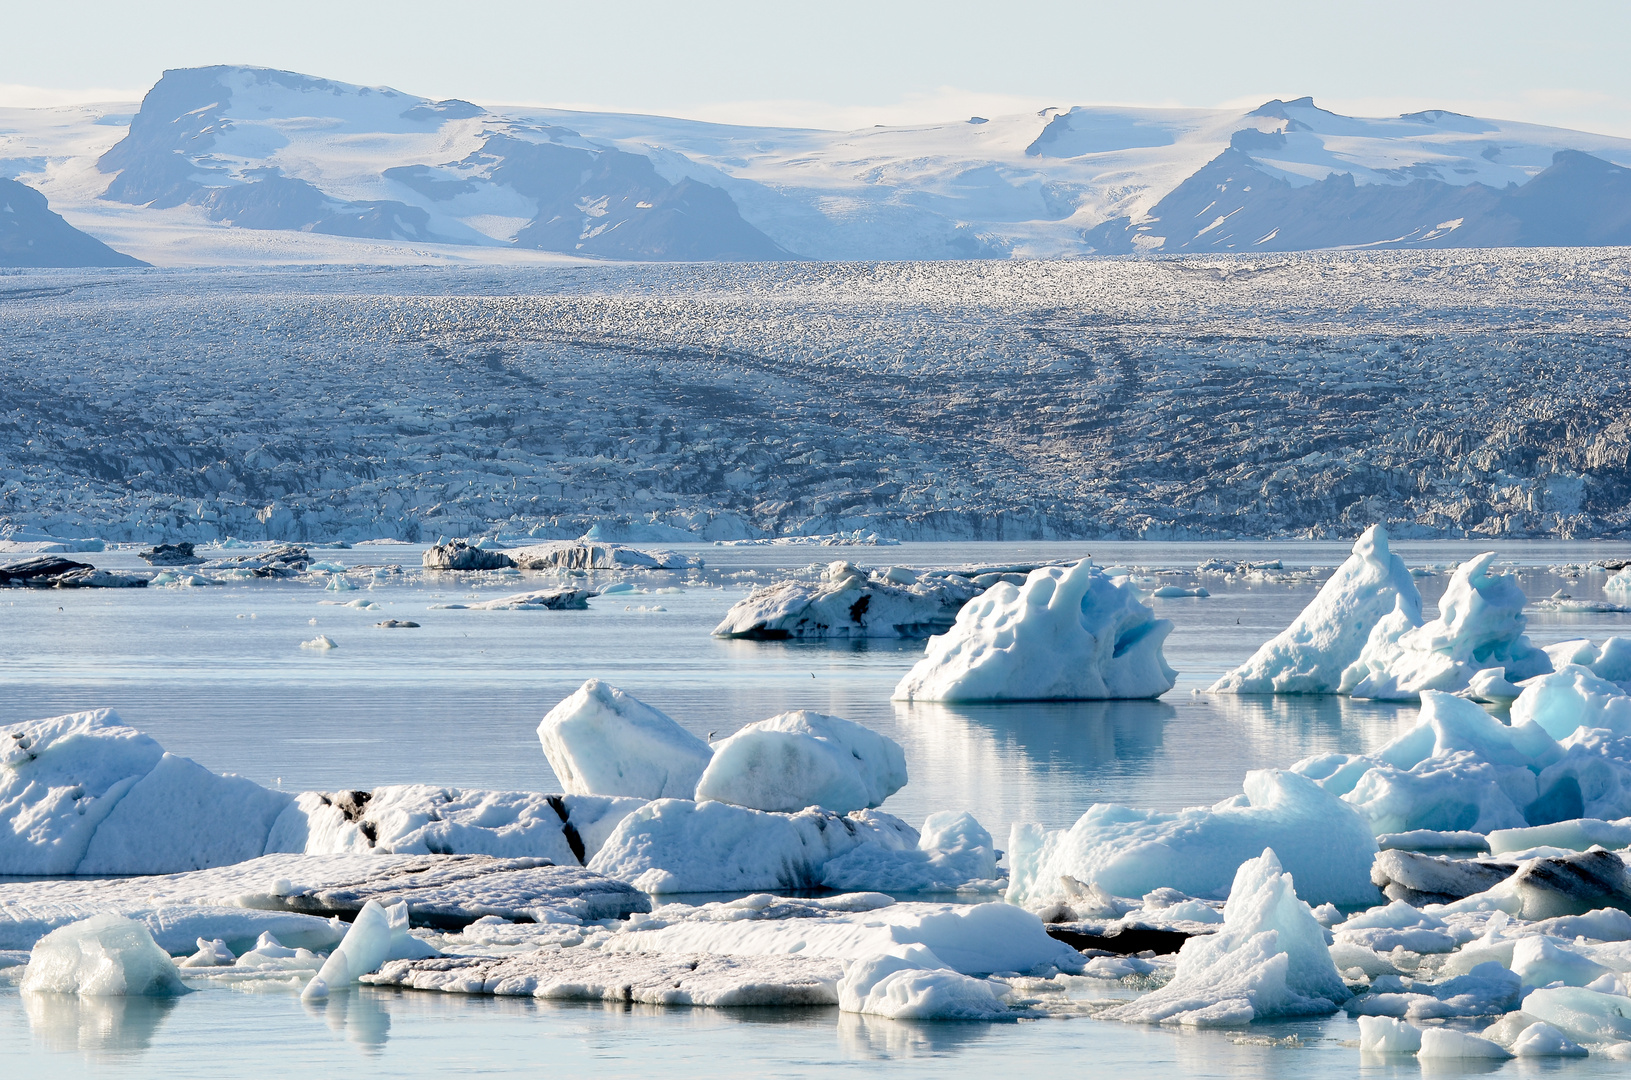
(21, 914, 189, 996)
(1340, 551, 1550, 700)
(1101, 848, 1350, 1025)
(892, 559, 1176, 702)
(1211, 524, 1418, 694)
(694, 711, 907, 814)
(537, 680, 713, 800)
(1006, 768, 1380, 909)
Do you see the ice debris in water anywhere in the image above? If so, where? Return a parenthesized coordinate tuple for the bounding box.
(1340, 551, 1550, 700)
(21, 914, 188, 996)
(177, 937, 236, 968)
(537, 680, 713, 800)
(836, 944, 1009, 1020)
(302, 899, 422, 1000)
(299, 635, 337, 650)
(1211, 524, 1418, 695)
(695, 711, 907, 814)
(892, 559, 1176, 702)
(1006, 769, 1380, 908)
(1417, 1028, 1513, 1059)
(712, 560, 982, 640)
(1101, 849, 1350, 1026)
(1357, 1015, 1422, 1053)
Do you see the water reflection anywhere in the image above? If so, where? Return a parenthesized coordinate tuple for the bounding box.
(304, 988, 392, 1051)
(835, 1010, 995, 1058)
(22, 990, 178, 1056)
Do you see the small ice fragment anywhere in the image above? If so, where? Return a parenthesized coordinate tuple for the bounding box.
(300, 635, 337, 650)
(1357, 1015, 1421, 1053)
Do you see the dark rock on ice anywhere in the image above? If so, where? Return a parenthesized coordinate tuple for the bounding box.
(422, 540, 514, 571)
(138, 542, 202, 565)
(1044, 922, 1201, 956)
(713, 561, 984, 640)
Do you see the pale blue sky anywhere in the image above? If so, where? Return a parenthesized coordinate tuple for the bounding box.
(3, 0, 1629, 134)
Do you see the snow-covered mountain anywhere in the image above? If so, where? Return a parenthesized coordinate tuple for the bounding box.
(2, 68, 1631, 263)
(0, 177, 144, 266)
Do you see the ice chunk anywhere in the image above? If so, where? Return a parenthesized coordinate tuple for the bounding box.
(1357, 1014, 1421, 1053)
(1417, 1028, 1512, 1059)
(1511, 935, 1614, 990)
(605, 898, 1078, 976)
(1522, 985, 1631, 1042)
(430, 588, 595, 610)
(299, 635, 337, 650)
(820, 810, 999, 893)
(1488, 817, 1631, 857)
(177, 937, 235, 968)
(1101, 849, 1350, 1025)
(305, 899, 395, 997)
(713, 561, 981, 640)
(537, 680, 712, 800)
(505, 541, 699, 571)
(1211, 526, 1419, 695)
(21, 914, 188, 996)
(837, 944, 1008, 1020)
(1332, 900, 1456, 953)
(1369, 849, 1516, 905)
(1007, 769, 1379, 908)
(1511, 665, 1631, 740)
(1340, 552, 1550, 700)
(587, 799, 982, 894)
(1606, 567, 1631, 595)
(1512, 1021, 1589, 1057)
(892, 560, 1176, 702)
(694, 711, 906, 813)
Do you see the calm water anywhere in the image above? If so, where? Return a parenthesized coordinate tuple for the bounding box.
(3, 539, 1630, 1077)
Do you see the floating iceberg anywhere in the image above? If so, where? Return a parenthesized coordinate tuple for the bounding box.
(1210, 525, 1418, 694)
(1543, 637, 1631, 684)
(537, 680, 713, 801)
(1606, 567, 1631, 595)
(1101, 849, 1350, 1025)
(20, 914, 188, 996)
(1340, 552, 1550, 700)
(1006, 769, 1379, 908)
(421, 540, 513, 571)
(303, 899, 424, 999)
(505, 541, 699, 571)
(836, 944, 1009, 1020)
(694, 711, 907, 814)
(892, 560, 1176, 702)
(1511, 665, 1631, 740)
(712, 561, 982, 640)
(430, 588, 596, 610)
(587, 799, 994, 895)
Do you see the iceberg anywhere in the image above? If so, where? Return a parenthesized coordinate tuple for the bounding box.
(712, 561, 981, 640)
(537, 680, 713, 800)
(1210, 525, 1418, 694)
(1521, 985, 1631, 1043)
(1340, 552, 1551, 700)
(1007, 769, 1379, 908)
(836, 944, 1009, 1020)
(1416, 1028, 1513, 1059)
(892, 559, 1176, 702)
(1543, 636, 1631, 684)
(1101, 849, 1350, 1025)
(303, 899, 413, 998)
(1511, 665, 1631, 740)
(694, 711, 907, 814)
(586, 799, 993, 895)
(1357, 1015, 1422, 1053)
(20, 914, 188, 996)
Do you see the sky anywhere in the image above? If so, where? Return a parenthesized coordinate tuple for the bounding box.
(3, 0, 1630, 135)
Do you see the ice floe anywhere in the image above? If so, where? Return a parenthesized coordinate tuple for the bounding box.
(429, 587, 596, 610)
(837, 944, 1010, 1019)
(712, 561, 982, 640)
(892, 559, 1176, 702)
(1210, 525, 1418, 694)
(694, 711, 907, 813)
(1006, 768, 1380, 909)
(537, 680, 713, 800)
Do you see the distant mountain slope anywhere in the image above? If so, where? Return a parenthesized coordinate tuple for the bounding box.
(3, 73, 1631, 263)
(93, 65, 788, 260)
(0, 177, 145, 267)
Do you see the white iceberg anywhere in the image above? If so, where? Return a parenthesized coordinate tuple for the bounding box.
(1520, 985, 1631, 1043)
(1007, 769, 1379, 908)
(1512, 665, 1631, 740)
(1101, 849, 1350, 1025)
(536, 680, 713, 800)
(694, 711, 907, 814)
(1543, 636, 1631, 684)
(586, 799, 994, 895)
(892, 559, 1176, 702)
(21, 914, 188, 996)
(1210, 525, 1419, 694)
(1340, 552, 1550, 700)
(836, 944, 1008, 1020)
(712, 561, 981, 640)
(1417, 1028, 1513, 1059)
(1357, 1015, 1422, 1053)
(1605, 566, 1631, 595)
